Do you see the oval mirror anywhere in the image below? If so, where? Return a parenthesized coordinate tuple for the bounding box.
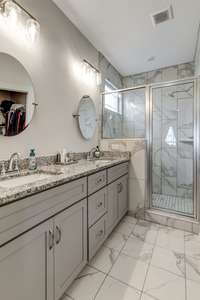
(0, 53, 36, 137)
(78, 96, 97, 140)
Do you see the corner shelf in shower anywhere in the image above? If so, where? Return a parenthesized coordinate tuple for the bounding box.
(179, 139, 194, 144)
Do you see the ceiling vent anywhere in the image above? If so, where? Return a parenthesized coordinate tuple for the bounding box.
(151, 5, 174, 26)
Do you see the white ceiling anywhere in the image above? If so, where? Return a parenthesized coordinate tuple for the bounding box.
(53, 0, 200, 76)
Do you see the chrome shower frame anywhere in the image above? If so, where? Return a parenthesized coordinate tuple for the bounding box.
(101, 76, 200, 221)
(146, 77, 200, 220)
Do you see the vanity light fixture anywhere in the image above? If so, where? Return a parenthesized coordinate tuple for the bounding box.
(82, 59, 102, 86)
(0, 0, 40, 42)
(4, 0, 20, 25)
(26, 18, 40, 43)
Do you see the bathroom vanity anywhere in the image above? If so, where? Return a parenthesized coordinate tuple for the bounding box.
(0, 158, 129, 300)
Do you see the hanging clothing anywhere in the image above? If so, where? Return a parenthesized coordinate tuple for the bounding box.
(0, 100, 14, 113)
(5, 106, 26, 136)
(0, 111, 5, 125)
(10, 103, 25, 111)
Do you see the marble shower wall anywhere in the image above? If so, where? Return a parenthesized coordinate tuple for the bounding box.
(123, 88, 146, 138)
(99, 53, 195, 215)
(100, 139, 146, 215)
(98, 52, 123, 91)
(152, 82, 194, 202)
(99, 53, 146, 216)
(102, 88, 146, 139)
(98, 52, 123, 144)
(123, 62, 194, 88)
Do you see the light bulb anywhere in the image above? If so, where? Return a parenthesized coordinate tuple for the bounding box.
(81, 61, 87, 79)
(86, 65, 91, 83)
(90, 68, 96, 85)
(26, 18, 40, 43)
(4, 0, 20, 26)
(96, 72, 102, 86)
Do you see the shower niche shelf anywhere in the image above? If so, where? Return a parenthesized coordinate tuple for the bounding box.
(179, 139, 194, 144)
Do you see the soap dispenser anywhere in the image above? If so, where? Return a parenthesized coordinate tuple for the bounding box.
(94, 146, 101, 159)
(29, 149, 37, 170)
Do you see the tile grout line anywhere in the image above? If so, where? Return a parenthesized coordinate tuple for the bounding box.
(93, 217, 138, 299)
(107, 273, 143, 294)
(139, 225, 159, 300)
(150, 263, 186, 279)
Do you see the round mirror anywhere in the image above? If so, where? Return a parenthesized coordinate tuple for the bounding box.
(78, 96, 97, 140)
(0, 53, 36, 136)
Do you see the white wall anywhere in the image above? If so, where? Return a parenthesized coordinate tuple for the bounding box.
(0, 0, 100, 159)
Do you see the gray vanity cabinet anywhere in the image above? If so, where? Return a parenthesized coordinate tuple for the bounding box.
(0, 161, 129, 300)
(0, 219, 54, 300)
(0, 198, 87, 300)
(54, 199, 87, 300)
(88, 162, 129, 259)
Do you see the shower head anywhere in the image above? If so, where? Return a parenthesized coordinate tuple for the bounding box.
(169, 92, 175, 98)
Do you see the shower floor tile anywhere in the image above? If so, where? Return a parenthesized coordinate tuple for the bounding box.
(152, 193, 193, 215)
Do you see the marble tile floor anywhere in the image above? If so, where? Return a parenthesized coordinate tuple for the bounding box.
(62, 216, 200, 300)
(152, 193, 193, 215)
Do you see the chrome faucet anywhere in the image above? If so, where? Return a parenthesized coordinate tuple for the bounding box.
(8, 152, 20, 173)
(87, 147, 96, 161)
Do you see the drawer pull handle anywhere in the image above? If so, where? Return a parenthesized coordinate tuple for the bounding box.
(117, 183, 121, 193)
(97, 202, 103, 209)
(55, 226, 62, 245)
(96, 229, 104, 238)
(48, 230, 54, 250)
(117, 183, 123, 193)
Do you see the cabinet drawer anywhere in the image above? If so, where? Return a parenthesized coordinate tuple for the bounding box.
(108, 162, 129, 183)
(0, 177, 87, 246)
(89, 215, 107, 260)
(88, 170, 107, 195)
(88, 188, 107, 227)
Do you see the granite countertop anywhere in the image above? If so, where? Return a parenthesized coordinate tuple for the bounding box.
(0, 158, 129, 207)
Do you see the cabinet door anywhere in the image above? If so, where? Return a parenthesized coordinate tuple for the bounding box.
(118, 175, 128, 220)
(107, 181, 118, 235)
(0, 220, 54, 300)
(54, 199, 87, 300)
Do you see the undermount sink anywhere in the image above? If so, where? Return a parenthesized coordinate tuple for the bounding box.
(87, 159, 112, 164)
(0, 170, 61, 189)
(89, 160, 113, 166)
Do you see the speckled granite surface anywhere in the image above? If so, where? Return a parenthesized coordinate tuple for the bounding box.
(0, 157, 129, 207)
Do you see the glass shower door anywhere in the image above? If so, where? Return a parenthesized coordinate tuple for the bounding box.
(151, 80, 196, 216)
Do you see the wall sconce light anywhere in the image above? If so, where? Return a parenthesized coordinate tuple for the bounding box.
(82, 59, 102, 86)
(26, 18, 40, 43)
(4, 0, 20, 25)
(0, 0, 40, 42)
